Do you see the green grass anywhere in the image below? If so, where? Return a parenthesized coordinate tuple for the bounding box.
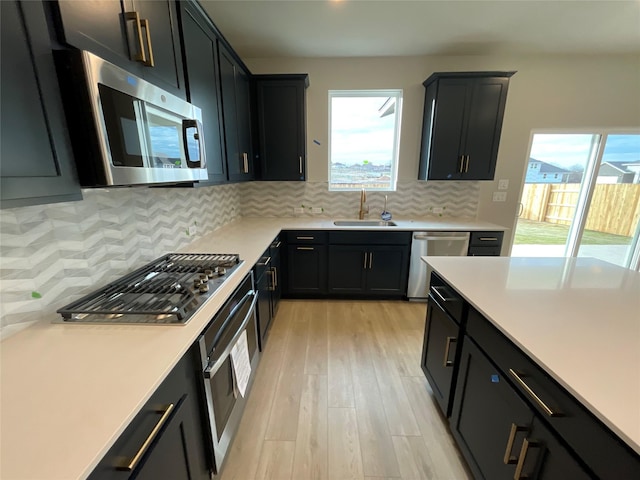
(514, 219, 632, 245)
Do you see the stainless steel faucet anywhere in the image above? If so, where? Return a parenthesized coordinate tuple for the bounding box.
(358, 187, 368, 219)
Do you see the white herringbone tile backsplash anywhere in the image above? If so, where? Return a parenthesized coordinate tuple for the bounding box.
(0, 184, 240, 335)
(240, 181, 479, 219)
(0, 180, 478, 336)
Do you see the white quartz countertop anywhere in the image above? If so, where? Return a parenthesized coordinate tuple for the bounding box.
(0, 216, 504, 480)
(423, 256, 640, 454)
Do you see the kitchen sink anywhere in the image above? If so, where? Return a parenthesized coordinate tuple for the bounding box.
(333, 220, 397, 226)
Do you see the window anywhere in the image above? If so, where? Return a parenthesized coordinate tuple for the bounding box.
(328, 90, 402, 191)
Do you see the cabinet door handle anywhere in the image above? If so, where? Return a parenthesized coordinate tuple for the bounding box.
(242, 153, 249, 173)
(299, 156, 303, 174)
(268, 269, 275, 291)
(464, 155, 470, 173)
(297, 246, 314, 251)
(296, 236, 314, 240)
(458, 155, 464, 173)
(509, 369, 562, 417)
(117, 403, 175, 471)
(272, 266, 277, 289)
(140, 18, 154, 67)
(503, 423, 529, 464)
(124, 12, 147, 64)
(368, 252, 373, 269)
(443, 336, 457, 367)
(514, 438, 542, 479)
(363, 252, 368, 269)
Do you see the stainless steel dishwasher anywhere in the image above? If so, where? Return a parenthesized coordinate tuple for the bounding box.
(407, 231, 470, 300)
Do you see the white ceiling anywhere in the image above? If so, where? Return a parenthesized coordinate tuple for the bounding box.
(199, 0, 640, 58)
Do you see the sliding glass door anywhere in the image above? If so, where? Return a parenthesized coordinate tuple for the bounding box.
(513, 131, 640, 270)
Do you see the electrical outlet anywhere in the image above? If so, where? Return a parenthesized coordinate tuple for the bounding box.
(492, 191, 507, 202)
(293, 207, 304, 215)
(311, 207, 322, 214)
(498, 179, 509, 190)
(432, 207, 444, 214)
(188, 225, 197, 235)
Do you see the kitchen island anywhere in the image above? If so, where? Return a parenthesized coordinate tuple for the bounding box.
(423, 256, 640, 478)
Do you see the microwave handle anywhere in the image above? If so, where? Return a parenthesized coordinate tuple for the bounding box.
(183, 119, 206, 169)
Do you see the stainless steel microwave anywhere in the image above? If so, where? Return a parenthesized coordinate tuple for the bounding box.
(54, 50, 207, 187)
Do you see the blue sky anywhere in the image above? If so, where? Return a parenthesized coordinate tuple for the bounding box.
(330, 96, 396, 166)
(530, 133, 640, 170)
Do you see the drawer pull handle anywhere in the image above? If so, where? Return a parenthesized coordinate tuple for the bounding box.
(443, 336, 457, 367)
(503, 423, 528, 464)
(509, 369, 562, 417)
(272, 241, 281, 248)
(431, 285, 456, 303)
(118, 403, 175, 471)
(296, 236, 314, 240)
(297, 247, 314, 251)
(514, 438, 541, 479)
(257, 256, 271, 266)
(478, 237, 499, 241)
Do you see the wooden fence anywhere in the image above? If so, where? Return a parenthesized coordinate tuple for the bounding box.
(520, 183, 640, 237)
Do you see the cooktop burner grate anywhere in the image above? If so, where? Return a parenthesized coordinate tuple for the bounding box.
(57, 253, 241, 324)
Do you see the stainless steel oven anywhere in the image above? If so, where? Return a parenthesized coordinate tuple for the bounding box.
(54, 50, 207, 187)
(197, 273, 260, 475)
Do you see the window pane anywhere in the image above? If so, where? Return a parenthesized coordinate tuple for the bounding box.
(513, 133, 600, 256)
(329, 91, 401, 191)
(578, 134, 640, 267)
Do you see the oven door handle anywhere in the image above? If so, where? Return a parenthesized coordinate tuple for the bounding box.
(204, 291, 258, 378)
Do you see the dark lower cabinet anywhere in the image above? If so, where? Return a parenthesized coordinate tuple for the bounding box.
(88, 347, 208, 480)
(327, 244, 409, 296)
(1, 0, 82, 209)
(420, 293, 462, 417)
(467, 231, 504, 256)
(365, 245, 410, 294)
(451, 337, 593, 480)
(178, 0, 226, 183)
(285, 245, 327, 295)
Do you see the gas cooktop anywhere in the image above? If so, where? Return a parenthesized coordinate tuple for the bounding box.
(56, 253, 243, 324)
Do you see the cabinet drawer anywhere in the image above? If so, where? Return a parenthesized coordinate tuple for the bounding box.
(469, 231, 503, 247)
(328, 231, 411, 245)
(466, 307, 640, 479)
(285, 230, 327, 244)
(467, 245, 501, 256)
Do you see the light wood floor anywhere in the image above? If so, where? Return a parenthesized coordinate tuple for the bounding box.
(220, 299, 472, 480)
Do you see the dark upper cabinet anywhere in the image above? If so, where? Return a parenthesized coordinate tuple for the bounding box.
(51, 0, 185, 98)
(218, 43, 254, 182)
(1, 0, 82, 209)
(418, 72, 515, 181)
(254, 74, 309, 181)
(178, 0, 226, 183)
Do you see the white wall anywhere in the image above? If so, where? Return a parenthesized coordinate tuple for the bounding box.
(246, 53, 640, 252)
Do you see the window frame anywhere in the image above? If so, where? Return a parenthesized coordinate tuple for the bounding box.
(328, 89, 403, 192)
